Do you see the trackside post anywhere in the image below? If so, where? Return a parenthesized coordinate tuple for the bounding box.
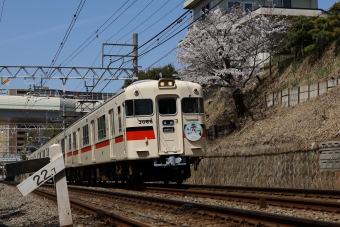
(16, 144, 73, 227)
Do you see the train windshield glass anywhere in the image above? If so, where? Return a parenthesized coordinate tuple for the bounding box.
(181, 98, 204, 114)
(158, 98, 177, 115)
(125, 99, 153, 117)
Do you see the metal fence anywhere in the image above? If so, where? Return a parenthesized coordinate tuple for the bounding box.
(207, 123, 235, 140)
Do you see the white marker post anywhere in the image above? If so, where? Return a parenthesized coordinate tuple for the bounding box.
(17, 144, 73, 227)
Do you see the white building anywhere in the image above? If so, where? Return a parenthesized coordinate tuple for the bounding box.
(184, 0, 323, 20)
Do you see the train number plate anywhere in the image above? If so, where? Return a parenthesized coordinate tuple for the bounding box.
(163, 127, 175, 133)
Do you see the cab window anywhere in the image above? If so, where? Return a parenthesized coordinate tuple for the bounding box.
(125, 99, 153, 117)
(181, 98, 204, 114)
(158, 98, 177, 115)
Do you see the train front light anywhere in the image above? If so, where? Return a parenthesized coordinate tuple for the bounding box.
(159, 79, 175, 88)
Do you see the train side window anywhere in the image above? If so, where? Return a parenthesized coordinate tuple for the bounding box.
(118, 106, 122, 133)
(82, 125, 89, 145)
(61, 139, 65, 154)
(181, 98, 204, 114)
(68, 134, 72, 151)
(125, 100, 133, 117)
(109, 109, 115, 136)
(158, 98, 177, 115)
(73, 131, 77, 150)
(97, 115, 106, 140)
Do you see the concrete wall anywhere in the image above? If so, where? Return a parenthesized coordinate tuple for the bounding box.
(266, 78, 340, 107)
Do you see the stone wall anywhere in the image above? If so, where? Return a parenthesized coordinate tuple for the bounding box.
(187, 142, 340, 189)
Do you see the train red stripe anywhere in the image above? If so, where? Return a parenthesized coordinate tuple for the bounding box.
(95, 140, 110, 149)
(115, 135, 124, 143)
(81, 146, 91, 153)
(127, 130, 155, 140)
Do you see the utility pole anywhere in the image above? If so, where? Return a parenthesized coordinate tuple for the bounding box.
(133, 33, 138, 80)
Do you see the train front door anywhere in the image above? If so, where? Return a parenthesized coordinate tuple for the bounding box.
(157, 96, 183, 154)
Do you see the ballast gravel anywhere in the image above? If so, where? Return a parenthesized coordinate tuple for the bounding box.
(0, 183, 107, 227)
(2, 182, 340, 226)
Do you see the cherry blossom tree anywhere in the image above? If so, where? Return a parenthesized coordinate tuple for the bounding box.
(177, 4, 289, 117)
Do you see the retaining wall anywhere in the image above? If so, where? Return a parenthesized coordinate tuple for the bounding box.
(266, 78, 339, 107)
(187, 142, 340, 189)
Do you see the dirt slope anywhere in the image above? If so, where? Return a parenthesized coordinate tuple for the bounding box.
(206, 43, 340, 152)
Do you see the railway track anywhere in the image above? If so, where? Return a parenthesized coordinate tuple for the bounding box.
(145, 186, 340, 213)
(2, 181, 152, 227)
(5, 180, 340, 226)
(52, 185, 340, 226)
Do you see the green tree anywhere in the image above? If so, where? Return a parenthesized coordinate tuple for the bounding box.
(121, 64, 178, 89)
(328, 2, 340, 39)
(285, 16, 314, 57)
(305, 17, 333, 54)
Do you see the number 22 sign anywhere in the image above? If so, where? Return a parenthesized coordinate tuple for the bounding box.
(17, 155, 65, 196)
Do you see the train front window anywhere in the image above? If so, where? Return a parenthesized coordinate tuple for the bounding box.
(182, 98, 204, 114)
(125, 99, 153, 117)
(158, 98, 177, 115)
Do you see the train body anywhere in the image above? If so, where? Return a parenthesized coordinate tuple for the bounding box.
(29, 79, 206, 184)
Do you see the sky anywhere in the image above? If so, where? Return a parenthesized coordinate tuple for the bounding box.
(0, 0, 338, 94)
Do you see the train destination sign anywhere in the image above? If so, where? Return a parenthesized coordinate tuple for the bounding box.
(163, 127, 175, 133)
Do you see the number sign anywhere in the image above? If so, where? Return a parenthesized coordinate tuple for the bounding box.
(17, 156, 64, 196)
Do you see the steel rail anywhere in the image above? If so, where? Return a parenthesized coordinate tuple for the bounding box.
(146, 186, 340, 213)
(147, 183, 340, 197)
(34, 189, 153, 227)
(68, 186, 340, 227)
(0, 182, 152, 227)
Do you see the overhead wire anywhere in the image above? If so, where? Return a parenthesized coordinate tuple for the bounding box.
(91, 0, 187, 92)
(106, 0, 154, 42)
(115, 0, 171, 43)
(44, 0, 87, 84)
(60, 0, 137, 67)
(44, 0, 136, 92)
(0, 0, 5, 23)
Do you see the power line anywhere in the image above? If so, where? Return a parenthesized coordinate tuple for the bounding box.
(116, 0, 171, 42)
(0, 0, 5, 23)
(145, 47, 177, 70)
(60, 0, 136, 68)
(106, 0, 154, 42)
(48, 1, 86, 71)
(100, 0, 183, 66)
(43, 0, 87, 86)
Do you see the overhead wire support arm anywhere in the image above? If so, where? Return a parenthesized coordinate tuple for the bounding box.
(101, 33, 138, 82)
(0, 66, 136, 80)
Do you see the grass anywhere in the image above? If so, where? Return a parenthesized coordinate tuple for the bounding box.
(0, 201, 11, 209)
(291, 59, 302, 73)
(291, 78, 300, 87)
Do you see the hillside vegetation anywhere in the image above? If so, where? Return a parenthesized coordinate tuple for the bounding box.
(205, 43, 340, 152)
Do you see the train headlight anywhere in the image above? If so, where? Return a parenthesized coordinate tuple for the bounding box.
(159, 79, 175, 88)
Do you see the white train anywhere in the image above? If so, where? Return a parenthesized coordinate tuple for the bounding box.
(30, 78, 206, 184)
